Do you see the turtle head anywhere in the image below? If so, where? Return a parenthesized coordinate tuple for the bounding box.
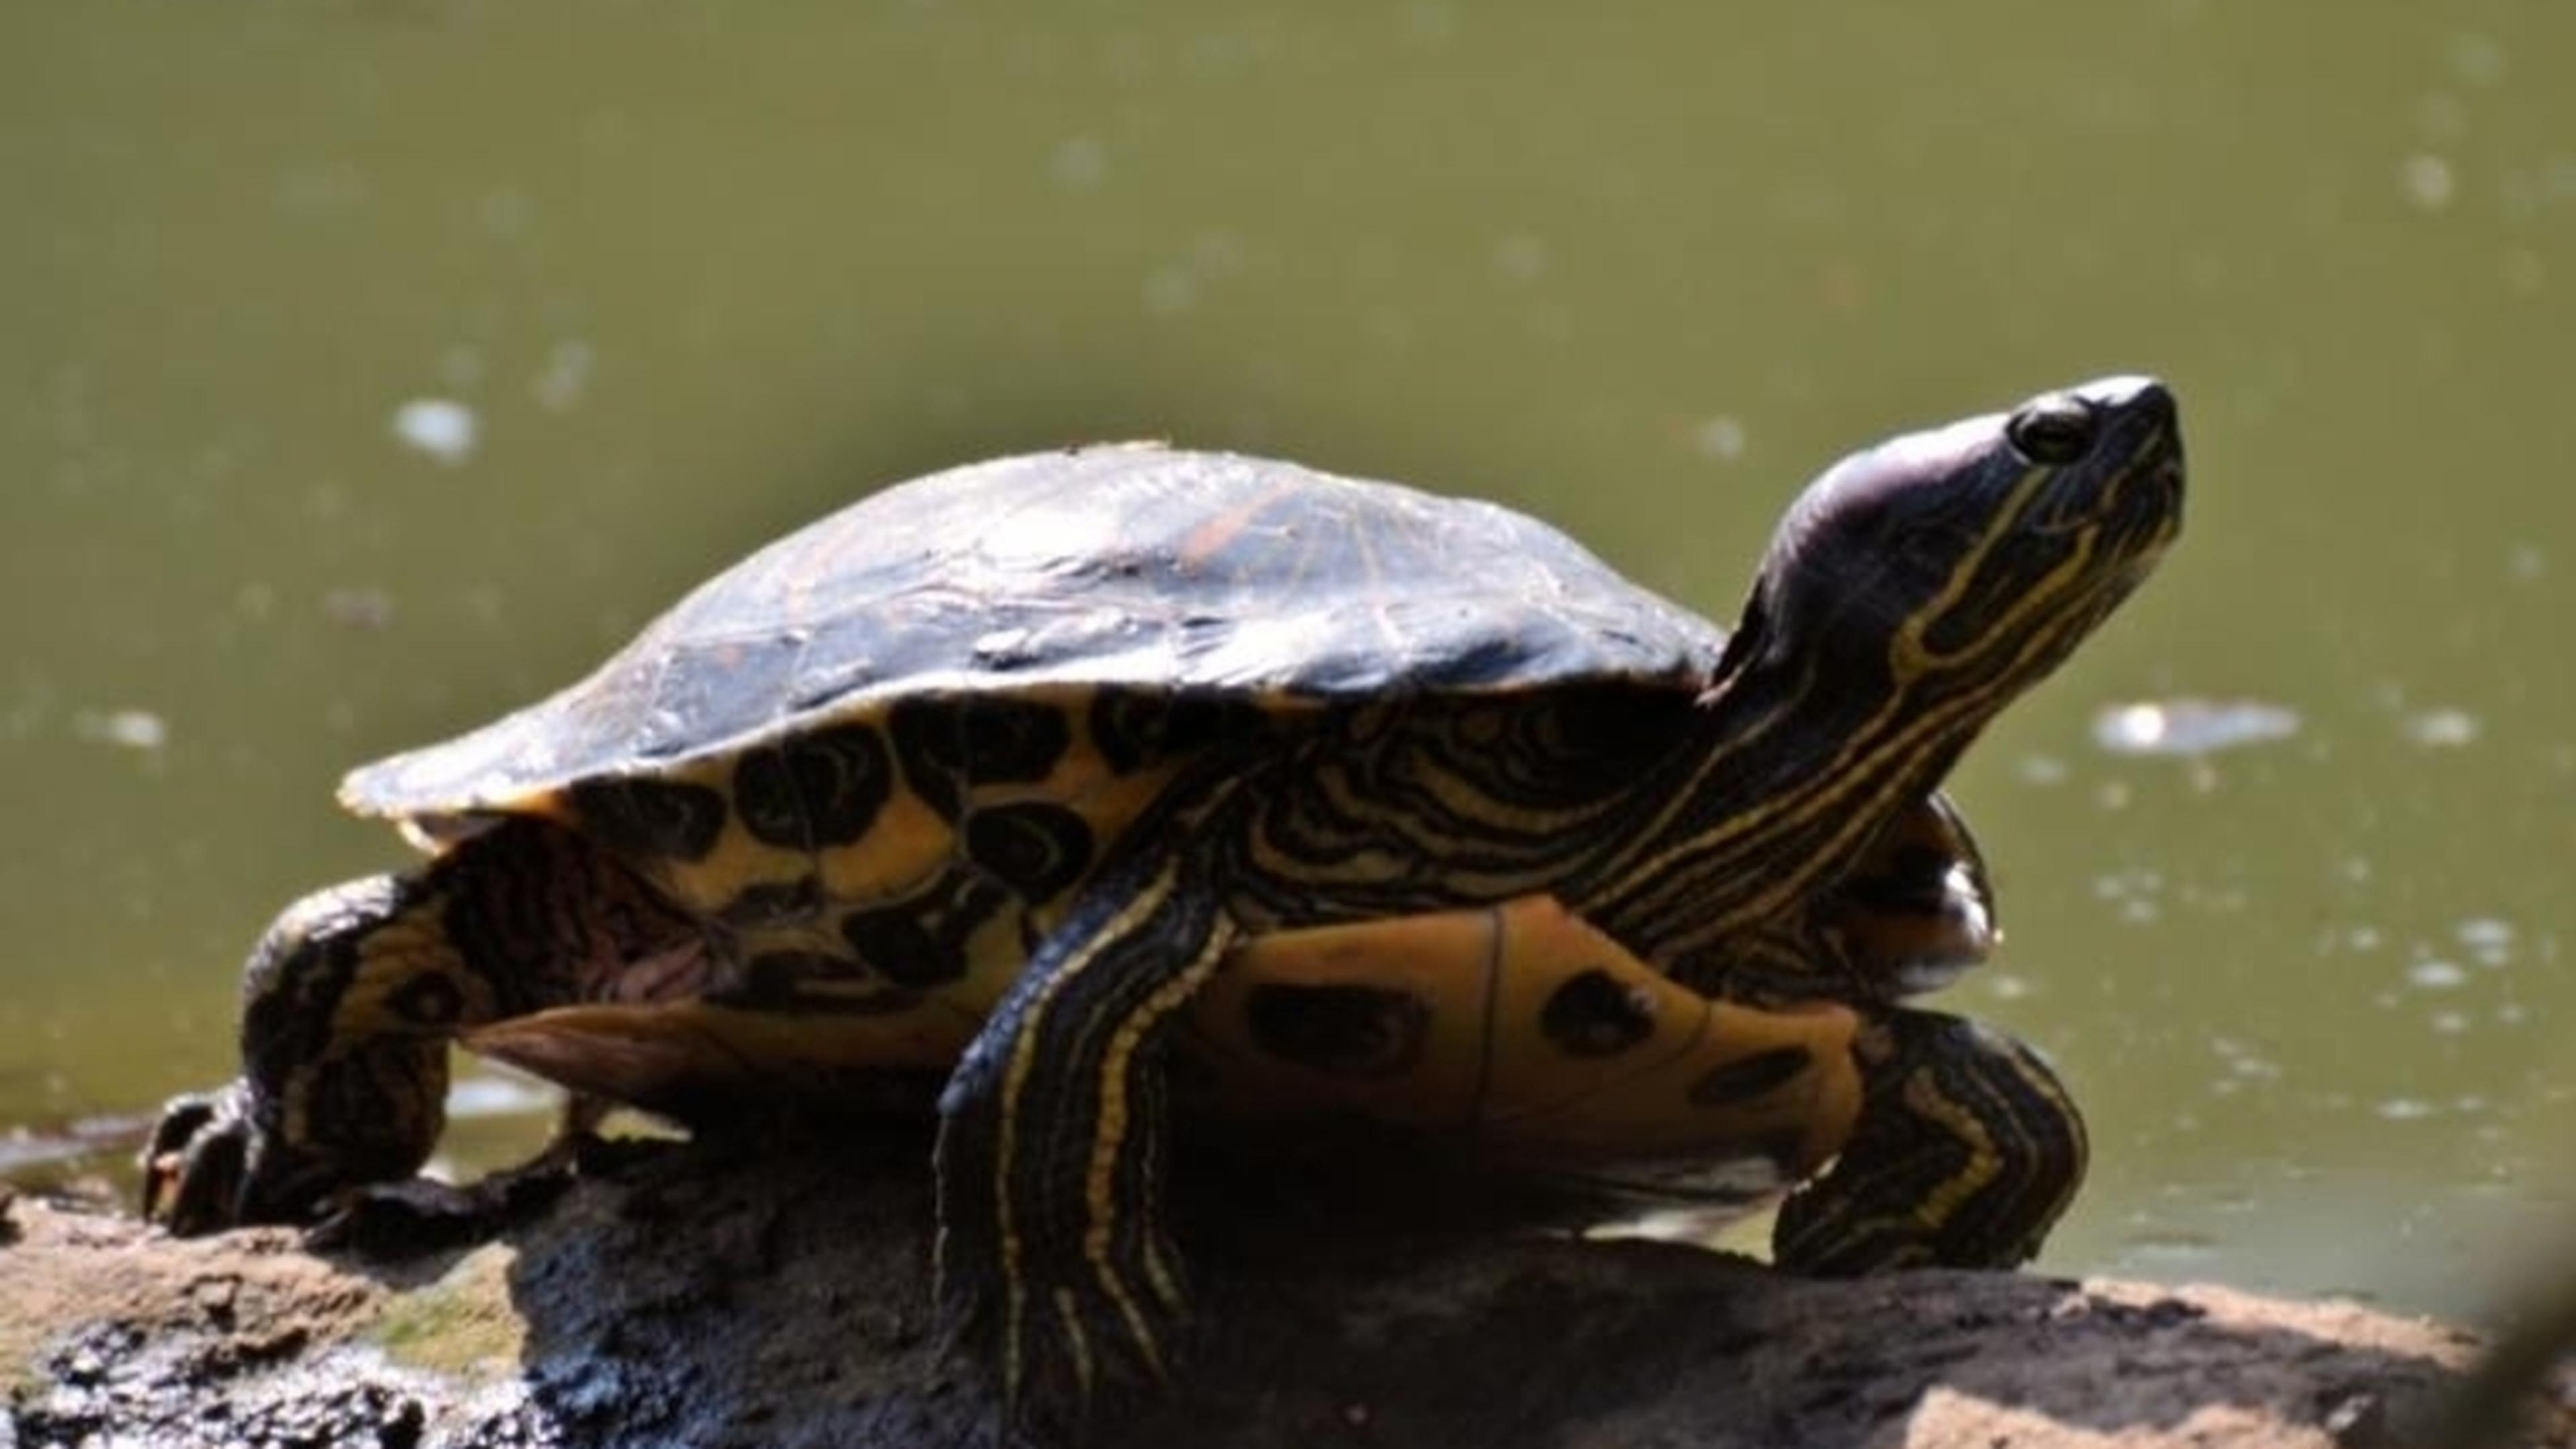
(1715, 376, 2183, 721)
(1565, 378, 2181, 969)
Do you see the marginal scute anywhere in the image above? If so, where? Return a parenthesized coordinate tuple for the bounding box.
(568, 777, 729, 864)
(961, 698, 1071, 782)
(887, 698, 966, 820)
(963, 802, 1095, 904)
(839, 866, 1014, 990)
(735, 722, 896, 850)
(1087, 688, 1268, 775)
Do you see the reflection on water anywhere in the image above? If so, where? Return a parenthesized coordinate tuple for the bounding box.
(5, 1, 2575, 1322)
(2093, 697, 2302, 757)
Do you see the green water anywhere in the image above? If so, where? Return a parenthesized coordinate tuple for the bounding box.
(6, 3, 2573, 1323)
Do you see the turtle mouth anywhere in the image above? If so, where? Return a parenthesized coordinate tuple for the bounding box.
(2141, 452, 2186, 529)
(2116, 433, 2186, 543)
(2086, 447, 2184, 596)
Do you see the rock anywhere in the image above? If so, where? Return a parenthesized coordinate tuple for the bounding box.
(3, 1136, 2567, 1448)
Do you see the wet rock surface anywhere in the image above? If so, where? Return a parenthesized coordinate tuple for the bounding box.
(3, 1137, 2567, 1448)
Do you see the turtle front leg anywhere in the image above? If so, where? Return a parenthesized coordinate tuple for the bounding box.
(1772, 1008, 2087, 1273)
(934, 847, 1242, 1442)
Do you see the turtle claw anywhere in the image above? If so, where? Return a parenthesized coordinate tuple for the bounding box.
(142, 1087, 226, 1166)
(1016, 1268, 1180, 1446)
(938, 1261, 1180, 1448)
(139, 1081, 339, 1235)
(140, 1084, 258, 1234)
(936, 1091, 1188, 1444)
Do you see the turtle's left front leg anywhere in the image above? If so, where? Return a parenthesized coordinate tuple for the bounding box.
(1772, 1007, 2088, 1272)
(934, 845, 1242, 1442)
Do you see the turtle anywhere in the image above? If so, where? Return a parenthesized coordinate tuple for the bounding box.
(142, 374, 2184, 1438)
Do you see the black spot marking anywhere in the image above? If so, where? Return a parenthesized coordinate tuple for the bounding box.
(963, 698, 1069, 781)
(964, 802, 1095, 903)
(386, 973, 466, 1028)
(1689, 1046, 1815, 1106)
(839, 867, 1013, 990)
(888, 698, 966, 818)
(1088, 689, 1266, 774)
(716, 879, 823, 928)
(735, 723, 895, 849)
(1540, 968, 1658, 1058)
(1243, 983, 1428, 1078)
(890, 697, 1074, 822)
(570, 778, 729, 863)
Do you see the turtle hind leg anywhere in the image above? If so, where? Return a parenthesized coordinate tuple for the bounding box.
(1772, 1008, 2087, 1273)
(934, 847, 1240, 1442)
(142, 818, 688, 1236)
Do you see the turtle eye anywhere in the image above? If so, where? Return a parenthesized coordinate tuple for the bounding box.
(2005, 396, 2097, 466)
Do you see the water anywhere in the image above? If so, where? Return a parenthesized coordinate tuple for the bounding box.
(6, 2, 2574, 1324)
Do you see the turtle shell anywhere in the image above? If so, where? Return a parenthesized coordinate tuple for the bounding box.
(335, 442, 1988, 1171)
(343, 444, 1724, 821)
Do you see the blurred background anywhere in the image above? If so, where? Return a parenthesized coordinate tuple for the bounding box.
(5, 2, 2571, 1323)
